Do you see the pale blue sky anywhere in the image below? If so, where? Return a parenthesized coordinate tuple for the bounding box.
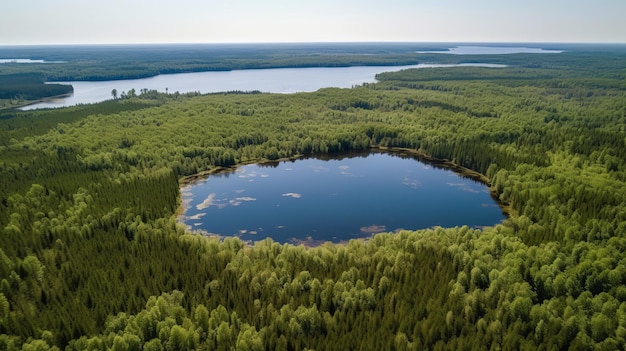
(2, 0, 624, 45)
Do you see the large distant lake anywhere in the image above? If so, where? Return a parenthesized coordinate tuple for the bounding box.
(179, 152, 505, 245)
(416, 45, 563, 55)
(0, 58, 66, 63)
(21, 63, 504, 110)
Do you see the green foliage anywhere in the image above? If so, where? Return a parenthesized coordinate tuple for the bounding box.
(0, 73, 72, 104)
(0, 45, 626, 349)
(0, 43, 430, 82)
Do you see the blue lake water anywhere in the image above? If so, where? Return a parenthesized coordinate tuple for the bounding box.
(179, 152, 505, 245)
(20, 63, 505, 110)
(0, 58, 66, 63)
(416, 45, 563, 55)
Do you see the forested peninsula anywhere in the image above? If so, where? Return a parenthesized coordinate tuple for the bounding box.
(1, 45, 626, 350)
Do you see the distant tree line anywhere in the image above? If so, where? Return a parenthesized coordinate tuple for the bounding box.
(0, 48, 625, 349)
(0, 73, 72, 101)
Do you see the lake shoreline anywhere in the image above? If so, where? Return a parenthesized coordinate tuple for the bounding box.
(377, 146, 515, 218)
(1, 92, 73, 111)
(47, 62, 425, 83)
(22, 62, 506, 110)
(175, 147, 514, 244)
(175, 154, 304, 219)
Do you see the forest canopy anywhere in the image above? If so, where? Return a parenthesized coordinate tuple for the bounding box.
(0, 73, 72, 108)
(1, 44, 626, 350)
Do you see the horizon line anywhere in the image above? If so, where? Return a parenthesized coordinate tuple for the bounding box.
(2, 40, 626, 47)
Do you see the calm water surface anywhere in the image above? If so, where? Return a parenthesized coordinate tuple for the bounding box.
(179, 153, 505, 245)
(21, 63, 505, 110)
(0, 58, 66, 63)
(416, 46, 563, 55)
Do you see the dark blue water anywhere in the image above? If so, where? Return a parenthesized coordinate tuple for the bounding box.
(179, 152, 505, 245)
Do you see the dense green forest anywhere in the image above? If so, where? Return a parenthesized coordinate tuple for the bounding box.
(0, 74, 73, 109)
(1, 45, 626, 350)
(0, 43, 426, 81)
(0, 42, 432, 108)
(0, 42, 620, 107)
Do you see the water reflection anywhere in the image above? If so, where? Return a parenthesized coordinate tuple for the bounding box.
(179, 151, 506, 245)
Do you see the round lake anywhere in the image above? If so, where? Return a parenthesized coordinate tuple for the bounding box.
(179, 152, 505, 245)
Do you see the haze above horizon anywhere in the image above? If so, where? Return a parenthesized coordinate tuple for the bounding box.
(2, 0, 625, 45)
